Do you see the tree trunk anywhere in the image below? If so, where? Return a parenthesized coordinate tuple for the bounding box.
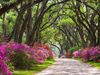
(18, 1, 32, 43)
(27, 0, 48, 45)
(2, 14, 7, 36)
(97, 15, 100, 45)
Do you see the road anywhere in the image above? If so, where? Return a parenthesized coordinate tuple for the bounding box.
(36, 58, 100, 75)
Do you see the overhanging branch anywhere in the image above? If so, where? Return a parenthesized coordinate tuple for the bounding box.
(0, 0, 43, 16)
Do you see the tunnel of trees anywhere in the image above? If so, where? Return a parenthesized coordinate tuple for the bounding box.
(0, 0, 100, 47)
(0, 0, 100, 53)
(0, 0, 100, 74)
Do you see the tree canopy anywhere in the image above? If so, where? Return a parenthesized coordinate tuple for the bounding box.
(0, 0, 100, 50)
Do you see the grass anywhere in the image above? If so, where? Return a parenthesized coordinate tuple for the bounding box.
(87, 61, 100, 69)
(74, 58, 100, 69)
(13, 59, 55, 75)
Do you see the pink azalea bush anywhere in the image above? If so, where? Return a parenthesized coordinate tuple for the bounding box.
(0, 60, 12, 75)
(0, 43, 12, 75)
(31, 43, 55, 63)
(73, 46, 100, 62)
(72, 50, 81, 58)
(0, 42, 55, 75)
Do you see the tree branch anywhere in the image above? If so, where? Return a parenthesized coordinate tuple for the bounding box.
(43, 0, 70, 14)
(0, 0, 43, 16)
(0, 0, 24, 16)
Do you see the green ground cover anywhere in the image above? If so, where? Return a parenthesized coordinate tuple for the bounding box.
(87, 62, 100, 69)
(13, 59, 55, 75)
(74, 58, 100, 69)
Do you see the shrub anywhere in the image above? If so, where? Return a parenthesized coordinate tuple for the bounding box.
(81, 48, 89, 62)
(72, 50, 81, 58)
(0, 42, 55, 75)
(0, 44, 12, 75)
(0, 59, 12, 75)
(88, 47, 100, 61)
(72, 46, 100, 62)
(68, 46, 80, 57)
(10, 51, 35, 69)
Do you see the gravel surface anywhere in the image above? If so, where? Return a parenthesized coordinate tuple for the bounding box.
(36, 58, 100, 75)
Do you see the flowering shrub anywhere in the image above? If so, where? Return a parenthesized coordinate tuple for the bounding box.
(72, 50, 81, 58)
(88, 47, 100, 61)
(0, 44, 12, 75)
(68, 46, 80, 57)
(73, 46, 100, 62)
(0, 59, 12, 75)
(31, 43, 55, 63)
(0, 42, 55, 75)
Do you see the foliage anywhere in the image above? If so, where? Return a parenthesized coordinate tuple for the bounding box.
(0, 43, 12, 75)
(0, 59, 12, 75)
(68, 46, 81, 57)
(87, 61, 100, 69)
(0, 0, 100, 74)
(72, 46, 100, 62)
(72, 50, 81, 58)
(10, 51, 35, 69)
(13, 59, 55, 75)
(0, 42, 55, 75)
